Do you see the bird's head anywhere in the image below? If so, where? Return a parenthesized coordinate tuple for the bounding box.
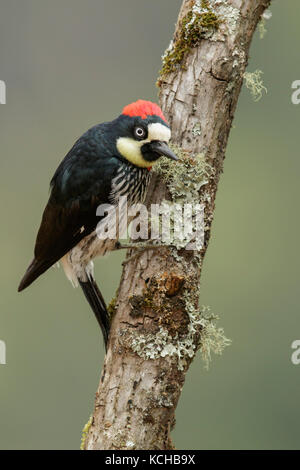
(114, 100, 177, 169)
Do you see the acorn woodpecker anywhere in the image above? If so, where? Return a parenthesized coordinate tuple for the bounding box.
(18, 100, 177, 348)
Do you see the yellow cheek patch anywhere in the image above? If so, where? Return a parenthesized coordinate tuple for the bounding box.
(116, 137, 153, 168)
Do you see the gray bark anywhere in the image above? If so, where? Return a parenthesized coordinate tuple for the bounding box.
(84, 0, 271, 450)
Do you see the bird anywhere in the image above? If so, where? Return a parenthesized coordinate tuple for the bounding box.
(18, 100, 178, 349)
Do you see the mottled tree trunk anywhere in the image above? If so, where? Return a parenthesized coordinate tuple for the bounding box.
(84, 0, 271, 450)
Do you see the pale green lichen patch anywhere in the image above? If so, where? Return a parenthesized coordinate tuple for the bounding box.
(210, 0, 240, 36)
(152, 146, 214, 251)
(244, 70, 267, 102)
(232, 46, 246, 70)
(146, 146, 214, 254)
(192, 122, 202, 137)
(80, 415, 93, 450)
(185, 303, 231, 369)
(127, 273, 230, 371)
(258, 18, 267, 39)
(157, 200, 205, 251)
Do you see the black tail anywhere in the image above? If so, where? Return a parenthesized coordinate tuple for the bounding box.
(78, 276, 110, 350)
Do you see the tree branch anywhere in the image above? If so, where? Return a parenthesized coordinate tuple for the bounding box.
(84, 0, 271, 450)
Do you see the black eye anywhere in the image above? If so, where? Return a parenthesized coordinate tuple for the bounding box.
(134, 126, 146, 140)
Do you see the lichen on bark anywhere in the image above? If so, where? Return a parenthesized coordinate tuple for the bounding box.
(243, 69, 267, 102)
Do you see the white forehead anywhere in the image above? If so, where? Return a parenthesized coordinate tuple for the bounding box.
(148, 122, 171, 142)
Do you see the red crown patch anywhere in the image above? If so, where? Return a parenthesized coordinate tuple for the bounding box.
(122, 100, 167, 123)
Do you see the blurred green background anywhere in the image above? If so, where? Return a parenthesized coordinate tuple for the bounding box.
(0, 0, 299, 450)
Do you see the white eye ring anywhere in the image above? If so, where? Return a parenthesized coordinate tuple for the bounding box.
(134, 127, 146, 139)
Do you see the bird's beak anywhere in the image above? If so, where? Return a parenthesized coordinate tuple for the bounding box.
(150, 141, 178, 161)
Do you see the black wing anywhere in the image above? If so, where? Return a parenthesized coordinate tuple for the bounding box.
(18, 127, 120, 291)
